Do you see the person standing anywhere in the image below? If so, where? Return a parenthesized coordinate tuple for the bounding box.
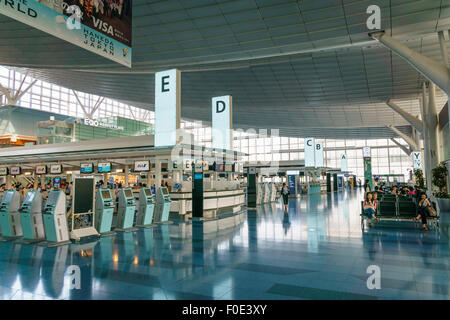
(281, 183, 290, 213)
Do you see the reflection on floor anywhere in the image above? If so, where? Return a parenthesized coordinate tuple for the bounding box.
(0, 189, 449, 300)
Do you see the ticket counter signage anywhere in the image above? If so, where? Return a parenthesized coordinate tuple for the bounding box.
(10, 167, 21, 175)
(98, 162, 112, 173)
(134, 160, 150, 172)
(0, 0, 133, 67)
(50, 165, 62, 174)
(80, 163, 94, 174)
(36, 165, 47, 175)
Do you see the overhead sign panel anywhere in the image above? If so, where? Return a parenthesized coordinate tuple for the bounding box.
(315, 142, 324, 167)
(212, 96, 233, 150)
(340, 154, 348, 172)
(363, 147, 371, 158)
(0, 0, 132, 67)
(304, 138, 315, 167)
(154, 69, 181, 147)
(412, 152, 422, 170)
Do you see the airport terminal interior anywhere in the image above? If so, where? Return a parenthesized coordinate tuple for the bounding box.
(0, 0, 449, 301)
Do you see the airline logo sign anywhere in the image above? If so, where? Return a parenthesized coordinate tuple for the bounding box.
(212, 96, 233, 150)
(412, 152, 422, 170)
(304, 138, 315, 167)
(10, 167, 21, 175)
(155, 69, 181, 147)
(0, 0, 132, 67)
(0, 167, 7, 176)
(134, 161, 150, 172)
(315, 142, 324, 167)
(341, 154, 348, 172)
(36, 166, 47, 174)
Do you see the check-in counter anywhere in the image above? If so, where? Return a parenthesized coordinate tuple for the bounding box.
(170, 188, 245, 218)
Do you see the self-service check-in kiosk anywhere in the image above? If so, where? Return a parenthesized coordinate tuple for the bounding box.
(136, 187, 155, 227)
(42, 190, 70, 245)
(19, 190, 45, 242)
(0, 190, 22, 239)
(95, 189, 115, 235)
(154, 187, 171, 224)
(117, 188, 136, 230)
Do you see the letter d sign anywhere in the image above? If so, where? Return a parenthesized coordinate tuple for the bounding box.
(216, 101, 226, 113)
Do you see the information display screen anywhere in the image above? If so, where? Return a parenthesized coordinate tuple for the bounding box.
(98, 162, 112, 173)
(36, 165, 47, 174)
(50, 165, 62, 174)
(53, 177, 61, 188)
(224, 164, 233, 172)
(25, 191, 35, 203)
(0, 167, 7, 176)
(161, 188, 169, 195)
(144, 189, 152, 197)
(101, 190, 111, 199)
(10, 167, 21, 175)
(80, 163, 94, 174)
(124, 189, 133, 198)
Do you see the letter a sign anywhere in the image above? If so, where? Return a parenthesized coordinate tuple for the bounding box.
(341, 154, 348, 172)
(212, 96, 233, 150)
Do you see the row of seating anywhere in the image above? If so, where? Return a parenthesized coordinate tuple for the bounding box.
(360, 193, 439, 230)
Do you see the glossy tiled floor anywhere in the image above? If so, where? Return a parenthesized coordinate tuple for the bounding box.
(1, 189, 449, 300)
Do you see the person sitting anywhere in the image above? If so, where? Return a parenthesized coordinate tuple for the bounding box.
(414, 192, 431, 231)
(363, 192, 379, 227)
(391, 186, 398, 195)
(408, 186, 415, 196)
(399, 186, 409, 197)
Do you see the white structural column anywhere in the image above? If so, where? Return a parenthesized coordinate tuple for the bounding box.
(124, 164, 129, 187)
(427, 83, 440, 168)
(385, 100, 423, 132)
(155, 158, 162, 187)
(421, 84, 432, 188)
(386, 125, 418, 151)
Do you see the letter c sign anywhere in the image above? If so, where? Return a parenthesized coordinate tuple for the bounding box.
(307, 139, 313, 146)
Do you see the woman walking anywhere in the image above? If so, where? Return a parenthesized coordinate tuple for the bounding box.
(281, 183, 290, 213)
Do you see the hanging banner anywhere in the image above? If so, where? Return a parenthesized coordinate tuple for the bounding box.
(0, 0, 132, 67)
(340, 154, 348, 172)
(212, 96, 233, 150)
(364, 157, 372, 190)
(154, 69, 181, 147)
(304, 138, 315, 167)
(412, 152, 422, 170)
(315, 142, 324, 167)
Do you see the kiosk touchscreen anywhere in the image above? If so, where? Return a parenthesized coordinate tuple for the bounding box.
(0, 190, 22, 238)
(154, 187, 171, 224)
(42, 190, 70, 244)
(117, 188, 136, 230)
(136, 187, 155, 227)
(19, 190, 45, 241)
(95, 189, 115, 235)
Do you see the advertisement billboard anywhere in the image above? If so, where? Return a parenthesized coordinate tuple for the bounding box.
(0, 0, 132, 67)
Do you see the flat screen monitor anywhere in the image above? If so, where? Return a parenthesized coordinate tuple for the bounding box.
(53, 177, 61, 188)
(101, 190, 111, 199)
(124, 189, 133, 198)
(0, 167, 7, 176)
(50, 165, 62, 174)
(80, 163, 94, 174)
(134, 160, 150, 172)
(215, 163, 224, 172)
(161, 188, 169, 195)
(10, 167, 21, 175)
(144, 188, 152, 197)
(224, 164, 232, 172)
(36, 165, 47, 174)
(98, 162, 111, 173)
(25, 191, 35, 203)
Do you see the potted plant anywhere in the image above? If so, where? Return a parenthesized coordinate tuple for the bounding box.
(432, 162, 450, 212)
(414, 169, 425, 189)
